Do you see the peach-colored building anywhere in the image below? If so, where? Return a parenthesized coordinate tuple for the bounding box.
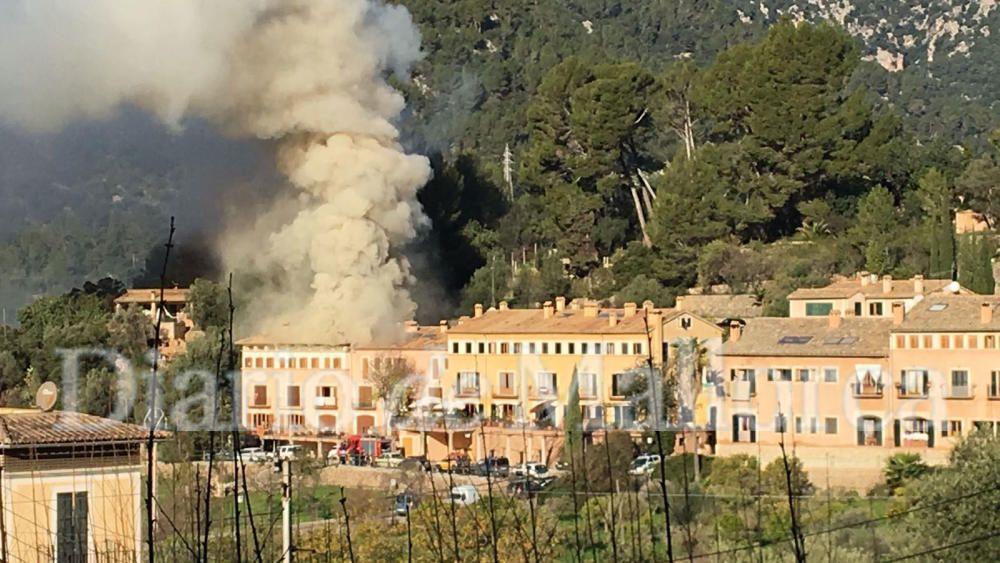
(113, 288, 194, 358)
(397, 298, 723, 463)
(0, 409, 161, 562)
(238, 323, 446, 456)
(786, 273, 967, 319)
(955, 209, 990, 234)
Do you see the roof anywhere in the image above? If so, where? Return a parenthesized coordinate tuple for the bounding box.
(787, 277, 959, 300)
(114, 288, 189, 305)
(354, 326, 447, 351)
(447, 306, 695, 335)
(675, 294, 763, 321)
(0, 411, 168, 447)
(723, 317, 891, 358)
(894, 295, 1000, 332)
(238, 324, 445, 350)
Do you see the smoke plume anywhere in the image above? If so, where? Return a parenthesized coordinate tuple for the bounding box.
(0, 0, 431, 344)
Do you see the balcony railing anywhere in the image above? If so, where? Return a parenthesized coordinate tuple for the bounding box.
(946, 385, 973, 399)
(528, 385, 557, 399)
(990, 386, 1000, 400)
(455, 385, 481, 398)
(897, 388, 928, 399)
(853, 383, 884, 398)
(392, 415, 479, 431)
(314, 396, 338, 408)
(579, 388, 599, 400)
(249, 400, 270, 408)
(492, 384, 518, 398)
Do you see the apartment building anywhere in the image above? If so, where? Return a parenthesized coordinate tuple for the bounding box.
(786, 273, 966, 318)
(397, 298, 722, 462)
(238, 323, 446, 456)
(0, 409, 164, 562)
(113, 288, 194, 358)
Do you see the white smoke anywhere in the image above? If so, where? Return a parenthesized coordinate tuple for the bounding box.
(0, 0, 431, 344)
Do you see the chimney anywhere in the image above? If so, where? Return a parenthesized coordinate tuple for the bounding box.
(859, 271, 870, 287)
(570, 299, 582, 311)
(913, 275, 924, 295)
(499, 300, 509, 311)
(624, 302, 638, 317)
(828, 310, 842, 329)
(882, 275, 893, 294)
(543, 301, 554, 319)
(892, 302, 904, 326)
(642, 300, 654, 311)
(404, 320, 419, 333)
(675, 295, 686, 309)
(728, 320, 742, 342)
(584, 301, 598, 318)
(982, 302, 993, 324)
(474, 303, 484, 318)
(608, 312, 618, 327)
(439, 320, 448, 334)
(555, 296, 566, 312)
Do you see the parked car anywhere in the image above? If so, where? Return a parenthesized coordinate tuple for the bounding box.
(375, 451, 405, 468)
(242, 447, 273, 463)
(507, 477, 555, 498)
(394, 493, 417, 516)
(511, 462, 549, 479)
(474, 456, 510, 477)
(278, 444, 305, 461)
(437, 453, 472, 473)
(449, 485, 480, 506)
(400, 456, 433, 472)
(628, 454, 662, 476)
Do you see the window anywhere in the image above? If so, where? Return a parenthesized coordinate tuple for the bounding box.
(244, 357, 252, 368)
(901, 370, 929, 396)
(778, 336, 812, 344)
(951, 370, 970, 397)
(311, 357, 319, 369)
(968, 335, 979, 349)
(774, 414, 788, 433)
(923, 335, 933, 349)
(987, 335, 997, 348)
(488, 342, 495, 354)
(287, 386, 301, 408)
(797, 369, 811, 382)
(954, 335, 964, 349)
(805, 302, 833, 316)
(568, 342, 575, 354)
(611, 373, 631, 397)
(318, 386, 335, 397)
(732, 415, 756, 443)
(767, 368, 793, 382)
(323, 357, 331, 369)
(265, 357, 274, 368)
(579, 373, 598, 397)
(730, 369, 757, 398)
(823, 368, 838, 383)
(794, 416, 802, 433)
(594, 343, 603, 354)
(853, 302, 862, 316)
(857, 416, 882, 446)
(333, 358, 342, 369)
(632, 343, 643, 355)
(620, 343, 629, 355)
(909, 335, 919, 349)
(451, 342, 459, 354)
(542, 342, 549, 354)
(289, 358, 298, 369)
(458, 372, 480, 395)
(362, 358, 370, 378)
(498, 371, 515, 390)
(581, 343, 589, 355)
(255, 358, 263, 368)
(500, 342, 510, 354)
(56, 491, 88, 563)
(536, 372, 557, 395)
(606, 344, 615, 356)
(869, 302, 883, 316)
(810, 417, 818, 433)
(252, 385, 268, 407)
(825, 417, 838, 434)
(528, 343, 537, 354)
(895, 335, 905, 348)
(941, 420, 962, 437)
(940, 335, 950, 349)
(465, 342, 472, 354)
(478, 342, 485, 354)
(278, 357, 287, 369)
(513, 342, 523, 354)
(991, 371, 1000, 398)
(555, 342, 562, 354)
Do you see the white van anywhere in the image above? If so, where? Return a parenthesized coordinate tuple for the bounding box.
(628, 454, 662, 476)
(512, 462, 549, 479)
(241, 447, 272, 463)
(449, 485, 480, 506)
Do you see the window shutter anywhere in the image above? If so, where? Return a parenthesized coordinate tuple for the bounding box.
(749, 416, 756, 443)
(856, 418, 864, 446)
(874, 420, 883, 446)
(74, 492, 88, 561)
(57, 493, 74, 563)
(749, 372, 756, 395)
(899, 370, 907, 394)
(893, 419, 901, 447)
(732, 415, 738, 443)
(927, 421, 935, 448)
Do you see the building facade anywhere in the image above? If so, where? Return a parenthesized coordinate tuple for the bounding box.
(786, 273, 966, 318)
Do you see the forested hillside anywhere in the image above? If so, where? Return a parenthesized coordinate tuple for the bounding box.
(2, 2, 1000, 320)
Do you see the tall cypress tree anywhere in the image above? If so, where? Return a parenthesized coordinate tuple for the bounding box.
(918, 168, 956, 279)
(562, 369, 582, 465)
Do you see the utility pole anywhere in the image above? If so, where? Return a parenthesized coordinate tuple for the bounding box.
(502, 144, 515, 200)
(281, 459, 293, 563)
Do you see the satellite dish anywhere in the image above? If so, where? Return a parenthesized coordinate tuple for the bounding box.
(35, 381, 58, 412)
(947, 281, 961, 294)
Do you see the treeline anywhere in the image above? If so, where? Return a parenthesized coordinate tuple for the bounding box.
(415, 21, 1000, 316)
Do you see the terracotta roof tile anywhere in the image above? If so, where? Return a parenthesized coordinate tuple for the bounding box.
(114, 288, 189, 304)
(787, 278, 959, 300)
(0, 411, 168, 447)
(447, 307, 663, 335)
(723, 317, 891, 358)
(675, 294, 763, 321)
(895, 295, 1000, 332)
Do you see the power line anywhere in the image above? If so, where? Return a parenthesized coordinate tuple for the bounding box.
(881, 528, 1000, 562)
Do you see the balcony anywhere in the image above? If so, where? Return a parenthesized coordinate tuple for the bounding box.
(579, 388, 599, 400)
(492, 385, 518, 399)
(455, 385, 481, 398)
(897, 388, 928, 399)
(392, 415, 479, 432)
(314, 396, 338, 408)
(353, 400, 376, 410)
(731, 380, 753, 401)
(528, 385, 557, 400)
